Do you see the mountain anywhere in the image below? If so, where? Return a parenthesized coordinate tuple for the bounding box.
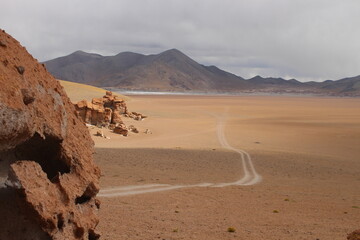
(45, 49, 250, 92)
(44, 49, 360, 96)
(305, 76, 360, 96)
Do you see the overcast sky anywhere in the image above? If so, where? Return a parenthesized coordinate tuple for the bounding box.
(1, 0, 359, 81)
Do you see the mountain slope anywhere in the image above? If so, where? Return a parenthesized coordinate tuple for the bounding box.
(45, 49, 249, 92)
(317, 75, 360, 95)
(44, 50, 360, 96)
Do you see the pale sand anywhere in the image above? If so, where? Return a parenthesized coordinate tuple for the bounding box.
(58, 80, 130, 102)
(92, 95, 360, 239)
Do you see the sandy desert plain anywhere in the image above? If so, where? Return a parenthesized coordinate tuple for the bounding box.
(75, 89, 360, 239)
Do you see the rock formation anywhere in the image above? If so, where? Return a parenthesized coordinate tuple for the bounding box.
(75, 91, 127, 128)
(0, 29, 100, 239)
(113, 124, 129, 136)
(75, 91, 147, 136)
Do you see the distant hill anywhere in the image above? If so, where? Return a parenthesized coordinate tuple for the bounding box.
(305, 76, 360, 96)
(45, 49, 250, 92)
(45, 50, 360, 96)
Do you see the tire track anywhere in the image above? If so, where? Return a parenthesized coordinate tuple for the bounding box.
(99, 113, 261, 197)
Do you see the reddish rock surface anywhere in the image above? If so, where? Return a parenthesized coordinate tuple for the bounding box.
(75, 91, 146, 136)
(0, 29, 100, 239)
(348, 229, 360, 240)
(113, 124, 129, 136)
(125, 111, 148, 121)
(75, 91, 127, 127)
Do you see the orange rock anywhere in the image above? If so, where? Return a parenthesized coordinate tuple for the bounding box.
(104, 108, 113, 124)
(113, 124, 128, 136)
(0, 29, 100, 239)
(126, 111, 147, 121)
(74, 91, 146, 136)
(114, 101, 127, 114)
(75, 91, 131, 126)
(111, 111, 123, 125)
(91, 98, 103, 106)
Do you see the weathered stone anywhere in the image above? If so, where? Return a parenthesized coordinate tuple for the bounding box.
(96, 130, 105, 138)
(104, 108, 112, 124)
(128, 125, 139, 133)
(108, 123, 116, 130)
(16, 65, 25, 75)
(75, 92, 128, 126)
(74, 100, 88, 121)
(113, 124, 128, 136)
(0, 40, 6, 47)
(91, 108, 105, 126)
(75, 91, 147, 137)
(126, 111, 147, 121)
(21, 88, 35, 105)
(92, 97, 103, 104)
(111, 111, 123, 124)
(144, 129, 152, 134)
(0, 29, 100, 239)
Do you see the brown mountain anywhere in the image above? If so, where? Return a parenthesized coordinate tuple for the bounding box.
(44, 49, 360, 96)
(305, 76, 360, 96)
(44, 49, 250, 92)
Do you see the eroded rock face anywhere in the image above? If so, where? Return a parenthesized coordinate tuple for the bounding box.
(75, 91, 147, 136)
(75, 91, 127, 127)
(0, 29, 100, 239)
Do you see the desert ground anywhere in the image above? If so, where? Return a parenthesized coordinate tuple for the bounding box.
(89, 94, 360, 239)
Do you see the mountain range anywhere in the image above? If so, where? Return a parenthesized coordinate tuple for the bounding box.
(44, 49, 360, 96)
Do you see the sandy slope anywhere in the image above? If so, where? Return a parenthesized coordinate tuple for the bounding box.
(91, 95, 360, 239)
(58, 79, 129, 102)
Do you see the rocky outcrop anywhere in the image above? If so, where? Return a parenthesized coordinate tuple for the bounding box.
(348, 229, 360, 240)
(75, 91, 127, 127)
(0, 29, 100, 239)
(75, 91, 146, 136)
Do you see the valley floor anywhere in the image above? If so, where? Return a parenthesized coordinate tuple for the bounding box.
(93, 95, 360, 239)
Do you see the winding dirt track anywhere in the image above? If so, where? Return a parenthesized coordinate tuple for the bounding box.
(98, 114, 261, 197)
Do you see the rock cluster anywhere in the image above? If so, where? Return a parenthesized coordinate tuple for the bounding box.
(75, 91, 146, 136)
(125, 111, 148, 121)
(75, 91, 127, 127)
(0, 29, 100, 239)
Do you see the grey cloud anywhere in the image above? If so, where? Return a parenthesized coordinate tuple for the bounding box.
(1, 0, 359, 81)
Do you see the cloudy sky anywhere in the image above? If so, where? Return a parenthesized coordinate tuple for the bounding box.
(1, 0, 359, 81)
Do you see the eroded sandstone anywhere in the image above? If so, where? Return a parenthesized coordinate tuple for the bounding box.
(75, 91, 146, 136)
(75, 91, 127, 128)
(0, 29, 100, 239)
